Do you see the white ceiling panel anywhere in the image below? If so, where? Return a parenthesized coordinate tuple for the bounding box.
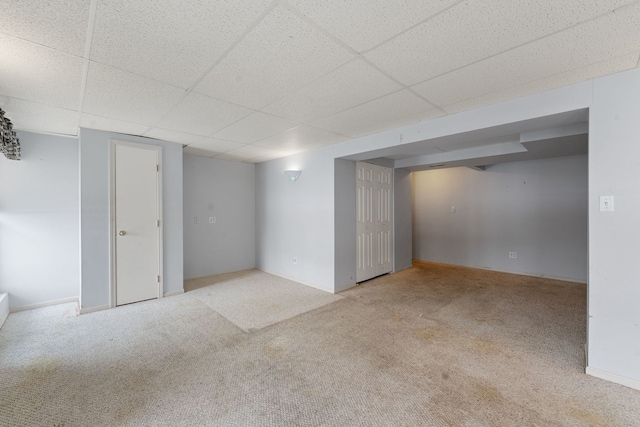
(0, 0, 90, 56)
(183, 146, 218, 158)
(311, 90, 440, 138)
(143, 128, 204, 145)
(287, 0, 461, 53)
(215, 144, 280, 162)
(0, 35, 83, 110)
(90, 0, 273, 88)
(80, 113, 149, 135)
(365, 0, 636, 85)
(1, 96, 79, 136)
(413, 5, 640, 108)
(212, 112, 299, 144)
(82, 62, 185, 125)
(249, 152, 288, 163)
(262, 59, 401, 122)
(194, 5, 354, 109)
(444, 53, 640, 115)
(253, 125, 347, 152)
(155, 92, 253, 137)
(189, 138, 246, 153)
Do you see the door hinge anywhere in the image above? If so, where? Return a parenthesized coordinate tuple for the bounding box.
(157, 219, 160, 227)
(156, 164, 159, 172)
(157, 275, 161, 283)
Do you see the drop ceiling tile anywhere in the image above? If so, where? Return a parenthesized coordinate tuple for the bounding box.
(365, 0, 636, 85)
(154, 92, 254, 137)
(183, 146, 218, 158)
(311, 90, 440, 138)
(215, 144, 279, 162)
(413, 5, 640, 108)
(250, 152, 288, 163)
(80, 113, 149, 136)
(90, 0, 273, 88)
(212, 112, 299, 144)
(0, 0, 90, 56)
(444, 53, 640, 114)
(253, 125, 347, 152)
(0, 35, 83, 110)
(143, 128, 204, 145)
(262, 60, 401, 122)
(194, 5, 354, 109)
(82, 62, 185, 126)
(189, 138, 246, 153)
(1, 96, 79, 136)
(287, 0, 460, 52)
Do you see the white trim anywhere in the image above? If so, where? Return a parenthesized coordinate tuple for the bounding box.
(164, 289, 184, 297)
(413, 260, 587, 285)
(256, 268, 334, 294)
(0, 310, 8, 329)
(78, 303, 110, 315)
(9, 297, 79, 313)
(109, 140, 164, 308)
(0, 294, 9, 329)
(334, 282, 357, 293)
(586, 366, 640, 391)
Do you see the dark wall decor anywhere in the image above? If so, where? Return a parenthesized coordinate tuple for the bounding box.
(0, 108, 20, 160)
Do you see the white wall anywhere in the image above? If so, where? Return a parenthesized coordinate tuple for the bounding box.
(0, 131, 79, 309)
(412, 156, 588, 282)
(183, 155, 255, 279)
(588, 69, 640, 386)
(79, 128, 183, 311)
(255, 146, 335, 292)
(334, 158, 356, 292)
(394, 168, 413, 272)
(254, 67, 640, 388)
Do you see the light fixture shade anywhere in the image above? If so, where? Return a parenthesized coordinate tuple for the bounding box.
(284, 170, 301, 181)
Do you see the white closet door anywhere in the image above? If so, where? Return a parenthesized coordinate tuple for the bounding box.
(356, 161, 393, 283)
(114, 143, 161, 306)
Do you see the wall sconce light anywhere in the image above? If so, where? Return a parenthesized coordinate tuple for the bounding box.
(284, 170, 301, 182)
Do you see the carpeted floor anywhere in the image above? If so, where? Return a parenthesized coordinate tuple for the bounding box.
(1, 263, 639, 426)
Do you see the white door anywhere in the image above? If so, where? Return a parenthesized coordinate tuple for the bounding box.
(376, 166, 393, 276)
(114, 143, 161, 306)
(356, 162, 393, 282)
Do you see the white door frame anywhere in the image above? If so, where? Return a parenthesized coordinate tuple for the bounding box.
(108, 140, 164, 308)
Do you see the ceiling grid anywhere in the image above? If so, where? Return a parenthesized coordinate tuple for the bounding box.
(1, 0, 638, 162)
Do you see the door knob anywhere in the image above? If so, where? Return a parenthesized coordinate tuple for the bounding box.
(118, 230, 127, 236)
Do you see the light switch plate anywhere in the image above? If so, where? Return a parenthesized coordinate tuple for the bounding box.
(600, 196, 614, 212)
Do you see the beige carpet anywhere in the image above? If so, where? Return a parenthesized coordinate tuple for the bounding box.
(1, 263, 639, 426)
(184, 270, 342, 332)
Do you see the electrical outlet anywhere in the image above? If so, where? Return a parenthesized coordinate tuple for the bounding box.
(509, 251, 517, 259)
(193, 216, 198, 224)
(293, 257, 297, 264)
(209, 216, 216, 223)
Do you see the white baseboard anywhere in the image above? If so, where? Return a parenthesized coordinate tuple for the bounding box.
(164, 289, 184, 297)
(184, 268, 255, 281)
(413, 260, 587, 284)
(393, 263, 413, 273)
(586, 366, 640, 391)
(78, 304, 110, 315)
(334, 282, 357, 293)
(10, 297, 79, 313)
(0, 294, 9, 330)
(256, 268, 334, 294)
(0, 310, 8, 330)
